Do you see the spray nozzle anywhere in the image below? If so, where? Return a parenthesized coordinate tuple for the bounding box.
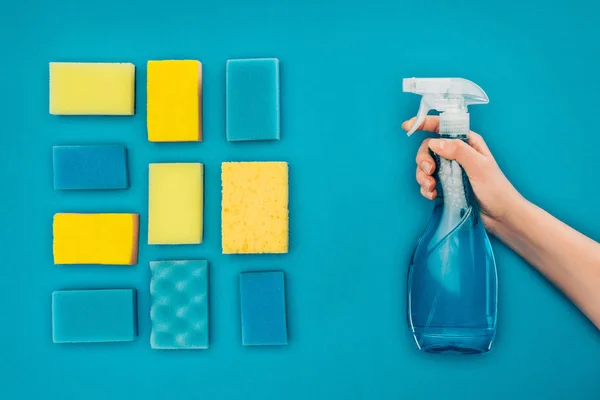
(403, 78, 489, 136)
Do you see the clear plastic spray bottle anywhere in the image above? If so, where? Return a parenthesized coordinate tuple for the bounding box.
(404, 78, 498, 354)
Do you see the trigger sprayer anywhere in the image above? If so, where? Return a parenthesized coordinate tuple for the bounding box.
(403, 78, 498, 354)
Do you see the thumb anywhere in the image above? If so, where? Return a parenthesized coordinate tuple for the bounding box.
(428, 138, 486, 179)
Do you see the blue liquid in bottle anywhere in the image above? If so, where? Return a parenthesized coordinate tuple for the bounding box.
(408, 139, 498, 354)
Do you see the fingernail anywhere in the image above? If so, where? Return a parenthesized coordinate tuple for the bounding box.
(438, 139, 446, 149)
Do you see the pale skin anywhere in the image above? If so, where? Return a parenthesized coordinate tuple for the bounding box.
(403, 116, 600, 330)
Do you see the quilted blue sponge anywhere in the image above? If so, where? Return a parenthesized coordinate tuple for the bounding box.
(226, 58, 280, 141)
(150, 260, 209, 350)
(239, 271, 288, 346)
(53, 144, 129, 190)
(52, 289, 137, 343)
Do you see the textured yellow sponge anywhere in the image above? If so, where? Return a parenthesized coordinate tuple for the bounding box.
(49, 62, 135, 115)
(148, 163, 204, 245)
(222, 162, 289, 254)
(53, 213, 139, 265)
(147, 60, 202, 142)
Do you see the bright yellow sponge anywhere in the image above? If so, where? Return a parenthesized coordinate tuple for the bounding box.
(49, 62, 135, 115)
(53, 213, 139, 265)
(222, 162, 289, 254)
(148, 163, 204, 244)
(147, 60, 202, 142)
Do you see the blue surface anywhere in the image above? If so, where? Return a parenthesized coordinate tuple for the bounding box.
(52, 289, 137, 343)
(226, 58, 280, 141)
(239, 271, 288, 346)
(149, 260, 209, 349)
(53, 144, 129, 190)
(1, 0, 600, 399)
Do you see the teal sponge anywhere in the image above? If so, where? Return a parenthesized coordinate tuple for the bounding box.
(150, 260, 209, 349)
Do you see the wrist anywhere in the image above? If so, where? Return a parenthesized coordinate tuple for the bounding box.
(485, 190, 531, 239)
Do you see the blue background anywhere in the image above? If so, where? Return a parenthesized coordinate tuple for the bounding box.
(1, 0, 599, 399)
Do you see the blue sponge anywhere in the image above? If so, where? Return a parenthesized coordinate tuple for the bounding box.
(53, 144, 129, 190)
(239, 271, 288, 346)
(226, 58, 280, 141)
(52, 289, 137, 343)
(150, 260, 209, 350)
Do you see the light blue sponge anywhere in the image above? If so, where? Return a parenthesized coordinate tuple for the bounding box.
(52, 289, 137, 343)
(150, 260, 209, 349)
(239, 271, 288, 346)
(53, 144, 129, 190)
(226, 58, 280, 141)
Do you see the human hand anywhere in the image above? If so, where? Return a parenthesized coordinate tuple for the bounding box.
(402, 116, 524, 233)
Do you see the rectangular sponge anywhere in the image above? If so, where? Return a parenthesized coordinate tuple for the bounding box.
(53, 213, 139, 265)
(226, 58, 280, 141)
(52, 289, 137, 343)
(222, 162, 288, 254)
(53, 145, 128, 190)
(49, 62, 135, 115)
(148, 163, 203, 244)
(240, 271, 288, 346)
(147, 60, 202, 142)
(150, 260, 209, 349)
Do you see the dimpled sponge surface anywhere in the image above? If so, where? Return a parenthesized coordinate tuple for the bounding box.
(49, 62, 135, 115)
(53, 213, 139, 265)
(147, 60, 202, 142)
(148, 163, 203, 245)
(52, 145, 128, 190)
(52, 289, 137, 343)
(150, 260, 209, 349)
(221, 162, 288, 254)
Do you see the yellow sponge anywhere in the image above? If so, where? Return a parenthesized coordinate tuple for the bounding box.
(148, 163, 204, 244)
(222, 162, 289, 254)
(53, 213, 139, 265)
(49, 62, 135, 115)
(147, 60, 202, 142)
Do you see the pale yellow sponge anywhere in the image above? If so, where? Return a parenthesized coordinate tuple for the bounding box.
(49, 62, 135, 115)
(148, 163, 204, 244)
(53, 213, 139, 265)
(147, 60, 202, 142)
(222, 162, 289, 254)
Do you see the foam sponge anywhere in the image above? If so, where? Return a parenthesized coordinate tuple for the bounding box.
(226, 58, 280, 141)
(147, 60, 202, 142)
(239, 271, 288, 346)
(148, 163, 203, 245)
(49, 62, 135, 115)
(53, 145, 128, 190)
(222, 162, 288, 254)
(150, 260, 209, 349)
(52, 289, 137, 343)
(53, 213, 139, 265)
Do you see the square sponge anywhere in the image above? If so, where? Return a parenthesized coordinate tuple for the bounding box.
(150, 260, 209, 349)
(49, 62, 135, 115)
(222, 162, 288, 254)
(148, 163, 203, 245)
(52, 289, 137, 343)
(239, 271, 288, 346)
(53, 213, 139, 265)
(147, 60, 202, 142)
(226, 58, 280, 141)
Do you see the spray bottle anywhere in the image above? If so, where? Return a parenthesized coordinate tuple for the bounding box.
(403, 78, 498, 354)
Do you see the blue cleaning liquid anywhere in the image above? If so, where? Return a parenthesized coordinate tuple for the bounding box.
(408, 150, 498, 354)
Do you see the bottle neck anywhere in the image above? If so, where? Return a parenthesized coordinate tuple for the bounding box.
(439, 109, 470, 138)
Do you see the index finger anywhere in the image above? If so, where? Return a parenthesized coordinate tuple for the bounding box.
(402, 116, 440, 134)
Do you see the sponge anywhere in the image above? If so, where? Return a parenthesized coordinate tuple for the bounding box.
(53, 145, 128, 190)
(221, 162, 288, 254)
(49, 62, 135, 115)
(239, 271, 288, 346)
(52, 289, 137, 343)
(226, 58, 280, 141)
(150, 260, 209, 349)
(53, 213, 139, 265)
(147, 60, 202, 142)
(148, 163, 203, 245)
